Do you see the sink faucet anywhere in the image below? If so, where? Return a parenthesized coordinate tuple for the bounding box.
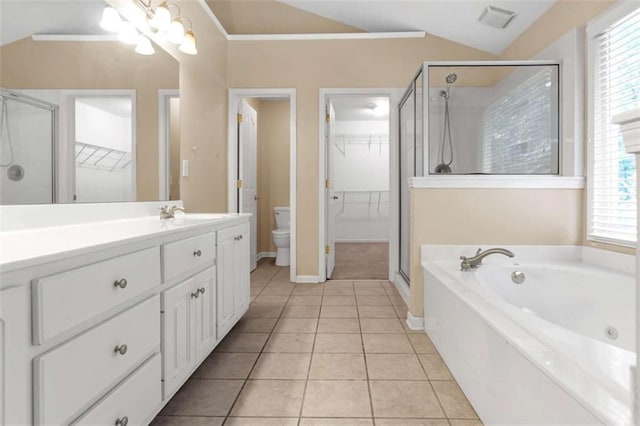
(460, 248, 514, 271)
(160, 205, 185, 219)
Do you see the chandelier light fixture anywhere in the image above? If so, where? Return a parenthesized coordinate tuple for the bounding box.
(99, 1, 198, 55)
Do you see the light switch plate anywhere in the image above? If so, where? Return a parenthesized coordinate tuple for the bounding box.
(182, 160, 189, 177)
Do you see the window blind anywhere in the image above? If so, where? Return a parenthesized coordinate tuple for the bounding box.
(481, 67, 558, 174)
(589, 7, 640, 244)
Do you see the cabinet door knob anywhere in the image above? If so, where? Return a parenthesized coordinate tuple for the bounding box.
(113, 278, 128, 289)
(115, 416, 129, 426)
(199, 287, 205, 294)
(114, 344, 128, 355)
(193, 249, 202, 257)
(191, 291, 200, 298)
(238, 235, 243, 240)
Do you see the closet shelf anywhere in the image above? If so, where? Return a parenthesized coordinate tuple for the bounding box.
(75, 142, 132, 172)
(334, 134, 389, 156)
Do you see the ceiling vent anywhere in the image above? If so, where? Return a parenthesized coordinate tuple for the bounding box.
(479, 5, 518, 29)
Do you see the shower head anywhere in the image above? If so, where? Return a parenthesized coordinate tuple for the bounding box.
(446, 73, 457, 84)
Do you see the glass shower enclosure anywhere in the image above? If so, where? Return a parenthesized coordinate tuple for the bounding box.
(0, 89, 58, 205)
(397, 61, 560, 284)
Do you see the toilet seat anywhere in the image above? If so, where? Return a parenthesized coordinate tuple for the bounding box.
(272, 229, 290, 236)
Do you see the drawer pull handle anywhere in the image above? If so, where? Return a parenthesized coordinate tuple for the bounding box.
(115, 416, 129, 426)
(113, 278, 128, 289)
(191, 291, 200, 298)
(199, 287, 206, 294)
(114, 344, 128, 355)
(193, 249, 202, 257)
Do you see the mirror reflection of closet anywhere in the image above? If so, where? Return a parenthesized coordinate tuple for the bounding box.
(0, 1, 180, 205)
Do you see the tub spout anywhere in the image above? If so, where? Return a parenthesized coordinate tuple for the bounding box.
(460, 248, 514, 271)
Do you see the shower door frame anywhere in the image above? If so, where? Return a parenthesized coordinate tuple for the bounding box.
(0, 89, 59, 203)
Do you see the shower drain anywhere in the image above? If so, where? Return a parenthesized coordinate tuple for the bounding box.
(605, 326, 619, 340)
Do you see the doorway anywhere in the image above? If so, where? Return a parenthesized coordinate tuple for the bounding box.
(227, 89, 296, 279)
(321, 90, 399, 281)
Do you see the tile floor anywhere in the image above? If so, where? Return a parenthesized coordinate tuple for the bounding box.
(332, 243, 389, 280)
(152, 260, 482, 426)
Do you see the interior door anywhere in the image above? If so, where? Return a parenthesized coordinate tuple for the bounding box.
(325, 101, 337, 279)
(238, 100, 258, 271)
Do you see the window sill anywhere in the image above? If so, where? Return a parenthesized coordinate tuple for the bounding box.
(408, 176, 585, 189)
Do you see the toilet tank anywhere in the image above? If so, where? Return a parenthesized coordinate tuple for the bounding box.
(274, 207, 290, 229)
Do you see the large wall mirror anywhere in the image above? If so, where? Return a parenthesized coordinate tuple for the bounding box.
(427, 64, 560, 175)
(0, 0, 180, 205)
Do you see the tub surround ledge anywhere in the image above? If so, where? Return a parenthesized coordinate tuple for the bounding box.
(409, 175, 585, 189)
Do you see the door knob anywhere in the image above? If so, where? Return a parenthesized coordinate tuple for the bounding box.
(191, 291, 200, 298)
(331, 196, 339, 200)
(114, 344, 128, 355)
(113, 278, 128, 289)
(193, 250, 202, 257)
(115, 416, 129, 426)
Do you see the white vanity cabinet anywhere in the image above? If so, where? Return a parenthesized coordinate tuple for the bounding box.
(0, 211, 251, 426)
(217, 223, 250, 339)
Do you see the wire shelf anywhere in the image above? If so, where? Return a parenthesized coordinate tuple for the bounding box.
(75, 142, 132, 172)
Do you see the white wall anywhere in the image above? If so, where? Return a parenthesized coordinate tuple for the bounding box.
(75, 102, 131, 151)
(333, 120, 389, 242)
(0, 98, 54, 205)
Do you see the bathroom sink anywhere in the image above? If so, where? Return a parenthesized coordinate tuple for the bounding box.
(167, 214, 231, 226)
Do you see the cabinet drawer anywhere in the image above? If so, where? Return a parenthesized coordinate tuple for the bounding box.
(34, 296, 160, 425)
(163, 232, 215, 282)
(32, 247, 160, 344)
(73, 354, 161, 426)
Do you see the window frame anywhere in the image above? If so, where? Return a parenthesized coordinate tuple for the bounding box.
(586, 1, 640, 248)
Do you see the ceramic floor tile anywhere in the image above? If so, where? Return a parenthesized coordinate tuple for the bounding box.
(250, 353, 312, 379)
(309, 353, 367, 379)
(225, 418, 298, 426)
(369, 380, 445, 418)
(293, 285, 325, 295)
(314, 333, 364, 353)
(150, 416, 225, 426)
(418, 354, 454, 380)
(259, 284, 295, 296)
(274, 317, 318, 333)
(230, 380, 306, 417)
(263, 333, 316, 353)
(357, 305, 398, 318)
(234, 317, 278, 333)
(409, 333, 438, 353)
(354, 286, 387, 296)
(323, 286, 355, 296)
(302, 380, 372, 417)
(299, 419, 373, 426)
(322, 295, 357, 306)
(319, 305, 358, 318)
(252, 295, 289, 306)
(286, 295, 323, 306)
(362, 333, 414, 353)
(244, 304, 284, 318)
(317, 318, 361, 333)
(192, 352, 259, 379)
(360, 318, 405, 333)
(281, 304, 321, 318)
(448, 420, 484, 426)
(214, 332, 269, 353)
(375, 420, 449, 426)
(356, 295, 391, 306)
(160, 379, 243, 417)
(366, 353, 428, 380)
(431, 380, 479, 419)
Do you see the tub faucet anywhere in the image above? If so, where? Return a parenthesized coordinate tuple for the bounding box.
(160, 205, 185, 219)
(460, 248, 514, 271)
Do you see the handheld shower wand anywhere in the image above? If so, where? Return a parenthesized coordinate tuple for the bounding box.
(434, 73, 457, 174)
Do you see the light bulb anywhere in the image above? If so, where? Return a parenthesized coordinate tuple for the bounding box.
(100, 7, 122, 32)
(149, 2, 171, 31)
(167, 19, 185, 44)
(135, 36, 155, 55)
(178, 29, 197, 55)
(118, 21, 139, 45)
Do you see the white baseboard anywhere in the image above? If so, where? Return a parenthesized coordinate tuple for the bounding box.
(393, 273, 410, 306)
(295, 275, 322, 283)
(405, 312, 424, 331)
(335, 239, 390, 243)
(257, 251, 276, 261)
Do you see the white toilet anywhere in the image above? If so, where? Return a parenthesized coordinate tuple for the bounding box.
(272, 207, 290, 266)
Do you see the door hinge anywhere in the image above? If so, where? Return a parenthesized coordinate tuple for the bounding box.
(325, 179, 330, 189)
(325, 112, 330, 123)
(237, 179, 243, 188)
(237, 113, 243, 123)
(325, 245, 331, 254)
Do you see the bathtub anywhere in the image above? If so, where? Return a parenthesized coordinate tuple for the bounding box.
(421, 245, 635, 425)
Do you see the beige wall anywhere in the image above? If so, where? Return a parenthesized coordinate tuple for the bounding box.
(228, 35, 496, 275)
(409, 188, 583, 316)
(0, 37, 179, 201)
(256, 100, 291, 253)
(169, 98, 181, 201)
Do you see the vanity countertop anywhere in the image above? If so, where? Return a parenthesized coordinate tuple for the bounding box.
(0, 213, 250, 273)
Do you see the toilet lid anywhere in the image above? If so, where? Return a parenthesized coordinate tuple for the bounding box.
(272, 229, 290, 236)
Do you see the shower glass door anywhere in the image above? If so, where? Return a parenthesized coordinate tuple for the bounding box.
(398, 77, 416, 283)
(0, 90, 56, 205)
